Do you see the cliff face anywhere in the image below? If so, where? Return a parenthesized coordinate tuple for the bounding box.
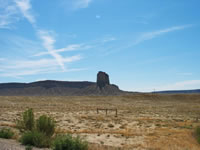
(0, 71, 123, 96)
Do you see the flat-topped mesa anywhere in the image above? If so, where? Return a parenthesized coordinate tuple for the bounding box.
(97, 71, 110, 89)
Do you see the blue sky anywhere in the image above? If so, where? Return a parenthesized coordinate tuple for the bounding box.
(0, 0, 200, 92)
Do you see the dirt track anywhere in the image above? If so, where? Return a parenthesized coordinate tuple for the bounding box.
(0, 138, 49, 150)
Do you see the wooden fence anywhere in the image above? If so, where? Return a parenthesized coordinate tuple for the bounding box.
(96, 108, 118, 117)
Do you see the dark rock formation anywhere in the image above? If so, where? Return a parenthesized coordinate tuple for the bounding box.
(0, 71, 124, 96)
(97, 71, 110, 89)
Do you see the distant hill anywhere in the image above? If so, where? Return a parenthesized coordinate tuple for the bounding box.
(154, 89, 200, 94)
(0, 71, 123, 96)
(1, 71, 199, 96)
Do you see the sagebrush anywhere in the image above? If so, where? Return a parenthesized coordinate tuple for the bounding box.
(0, 128, 14, 139)
(18, 108, 54, 148)
(195, 126, 200, 144)
(16, 108, 34, 131)
(36, 115, 55, 136)
(52, 134, 88, 150)
(20, 130, 51, 148)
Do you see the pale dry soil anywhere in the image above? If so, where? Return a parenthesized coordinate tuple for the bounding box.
(0, 94, 200, 150)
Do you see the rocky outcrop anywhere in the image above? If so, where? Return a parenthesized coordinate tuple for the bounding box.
(97, 71, 110, 89)
(0, 71, 124, 96)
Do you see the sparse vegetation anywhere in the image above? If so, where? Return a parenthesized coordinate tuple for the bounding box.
(18, 108, 55, 148)
(195, 126, 200, 144)
(1, 95, 200, 149)
(52, 134, 88, 150)
(0, 128, 14, 139)
(16, 108, 34, 131)
(36, 115, 55, 136)
(20, 130, 50, 148)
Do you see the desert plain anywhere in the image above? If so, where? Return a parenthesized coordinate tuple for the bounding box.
(0, 94, 200, 150)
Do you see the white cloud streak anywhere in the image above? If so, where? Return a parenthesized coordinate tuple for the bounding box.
(33, 44, 93, 57)
(1, 57, 81, 70)
(4, 59, 61, 69)
(14, 0, 81, 71)
(38, 30, 72, 71)
(0, 0, 35, 28)
(14, 0, 78, 71)
(0, 0, 84, 77)
(34, 44, 82, 57)
(0, 35, 43, 56)
(0, 1, 19, 29)
(0, 56, 82, 77)
(0, 67, 86, 77)
(104, 25, 193, 56)
(73, 0, 93, 9)
(15, 0, 35, 24)
(133, 25, 193, 45)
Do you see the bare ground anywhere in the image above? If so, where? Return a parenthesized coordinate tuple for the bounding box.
(0, 94, 200, 150)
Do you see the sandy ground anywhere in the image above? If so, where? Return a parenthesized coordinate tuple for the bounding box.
(0, 138, 49, 150)
(0, 94, 200, 150)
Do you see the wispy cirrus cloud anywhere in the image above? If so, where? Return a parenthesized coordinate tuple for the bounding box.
(0, 55, 82, 77)
(33, 35, 115, 58)
(0, 0, 35, 29)
(0, 1, 19, 29)
(104, 25, 193, 55)
(38, 30, 70, 71)
(15, 0, 35, 24)
(0, 0, 114, 78)
(0, 0, 84, 77)
(14, 0, 82, 71)
(1, 57, 81, 70)
(72, 0, 93, 9)
(62, 0, 93, 11)
(0, 66, 86, 77)
(0, 34, 42, 56)
(34, 44, 83, 57)
(133, 25, 193, 45)
(37, 30, 83, 71)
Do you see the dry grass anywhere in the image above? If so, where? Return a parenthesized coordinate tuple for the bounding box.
(0, 94, 200, 149)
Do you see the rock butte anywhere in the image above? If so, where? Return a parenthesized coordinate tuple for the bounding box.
(97, 71, 110, 89)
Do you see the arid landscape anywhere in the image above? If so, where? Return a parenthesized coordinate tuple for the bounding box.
(1, 0, 200, 149)
(0, 94, 200, 149)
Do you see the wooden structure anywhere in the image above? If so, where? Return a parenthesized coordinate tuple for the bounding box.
(97, 108, 118, 117)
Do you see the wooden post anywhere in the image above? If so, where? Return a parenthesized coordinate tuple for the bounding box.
(96, 108, 118, 117)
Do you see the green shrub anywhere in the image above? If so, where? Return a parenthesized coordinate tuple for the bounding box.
(17, 108, 35, 131)
(196, 126, 200, 143)
(52, 134, 88, 150)
(20, 130, 51, 148)
(0, 128, 14, 139)
(17, 109, 56, 148)
(36, 115, 55, 137)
